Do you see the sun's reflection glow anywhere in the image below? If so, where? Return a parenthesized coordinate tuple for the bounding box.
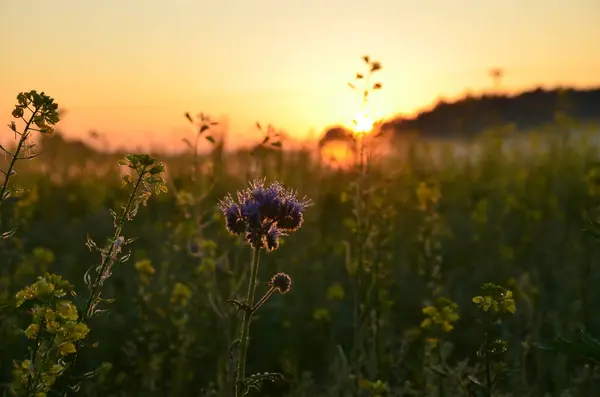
(320, 140, 354, 168)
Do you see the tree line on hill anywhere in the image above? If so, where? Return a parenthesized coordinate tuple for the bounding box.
(320, 86, 600, 146)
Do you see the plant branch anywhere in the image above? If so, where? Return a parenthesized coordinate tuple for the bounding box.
(59, 165, 147, 395)
(0, 106, 39, 206)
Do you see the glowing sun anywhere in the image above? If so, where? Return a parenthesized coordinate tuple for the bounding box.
(353, 112, 375, 134)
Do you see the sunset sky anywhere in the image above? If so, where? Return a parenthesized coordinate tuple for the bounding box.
(1, 0, 599, 151)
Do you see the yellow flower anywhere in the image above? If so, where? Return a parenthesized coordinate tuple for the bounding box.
(170, 283, 192, 307)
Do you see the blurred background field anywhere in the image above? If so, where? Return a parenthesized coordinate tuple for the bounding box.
(2, 1, 600, 395)
(3, 106, 600, 395)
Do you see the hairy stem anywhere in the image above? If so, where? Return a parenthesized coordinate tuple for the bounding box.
(58, 166, 147, 395)
(234, 246, 262, 397)
(82, 165, 145, 321)
(252, 287, 275, 313)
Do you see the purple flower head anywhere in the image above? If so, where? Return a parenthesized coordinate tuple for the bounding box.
(259, 185, 282, 219)
(218, 178, 312, 251)
(278, 200, 304, 232)
(241, 200, 262, 230)
(265, 225, 283, 252)
(223, 203, 246, 235)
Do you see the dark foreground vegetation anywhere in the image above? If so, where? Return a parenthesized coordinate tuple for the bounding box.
(3, 79, 600, 397)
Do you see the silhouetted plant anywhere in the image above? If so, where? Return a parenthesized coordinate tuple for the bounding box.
(0, 90, 59, 239)
(343, 55, 388, 393)
(347, 55, 383, 167)
(218, 178, 312, 396)
(250, 122, 285, 179)
(183, 111, 219, 183)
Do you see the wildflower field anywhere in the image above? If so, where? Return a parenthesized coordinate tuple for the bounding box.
(3, 90, 600, 397)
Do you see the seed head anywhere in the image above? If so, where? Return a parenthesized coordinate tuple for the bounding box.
(269, 272, 292, 294)
(218, 178, 312, 251)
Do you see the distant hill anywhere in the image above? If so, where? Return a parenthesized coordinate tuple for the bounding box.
(320, 86, 600, 146)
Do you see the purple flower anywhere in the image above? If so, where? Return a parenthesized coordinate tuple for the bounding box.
(265, 225, 282, 252)
(218, 178, 312, 251)
(224, 203, 246, 235)
(278, 200, 304, 232)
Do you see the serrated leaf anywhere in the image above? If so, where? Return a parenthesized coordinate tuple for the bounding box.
(206, 135, 215, 143)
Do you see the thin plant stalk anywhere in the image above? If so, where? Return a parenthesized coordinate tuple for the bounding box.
(348, 55, 382, 388)
(484, 310, 493, 397)
(1, 90, 60, 225)
(82, 166, 146, 321)
(59, 166, 148, 395)
(0, 108, 38, 207)
(23, 318, 46, 396)
(352, 129, 367, 364)
(234, 244, 262, 397)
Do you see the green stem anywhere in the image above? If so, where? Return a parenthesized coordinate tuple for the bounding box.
(252, 287, 275, 313)
(485, 311, 492, 397)
(350, 71, 371, 396)
(57, 166, 147, 396)
(30, 334, 56, 397)
(25, 317, 46, 397)
(234, 245, 261, 397)
(0, 108, 39, 208)
(82, 165, 146, 321)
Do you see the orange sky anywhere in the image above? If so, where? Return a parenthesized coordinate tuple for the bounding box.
(1, 0, 599, 151)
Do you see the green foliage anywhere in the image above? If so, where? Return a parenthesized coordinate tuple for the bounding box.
(1, 122, 598, 396)
(1, 103, 169, 396)
(472, 283, 517, 319)
(535, 329, 600, 363)
(470, 283, 516, 396)
(12, 274, 88, 397)
(241, 372, 284, 395)
(2, 80, 600, 397)
(421, 297, 460, 333)
(358, 378, 388, 396)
